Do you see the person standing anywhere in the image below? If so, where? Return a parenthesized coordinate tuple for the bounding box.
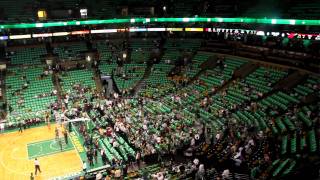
(30, 173, 34, 180)
(18, 122, 23, 133)
(101, 150, 107, 165)
(93, 148, 98, 163)
(82, 161, 87, 173)
(58, 138, 63, 151)
(55, 127, 59, 141)
(34, 158, 41, 175)
(64, 130, 68, 145)
(88, 150, 94, 166)
(45, 111, 51, 130)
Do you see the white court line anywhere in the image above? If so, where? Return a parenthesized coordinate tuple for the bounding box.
(28, 143, 44, 159)
(28, 146, 74, 159)
(28, 139, 54, 146)
(68, 131, 84, 168)
(0, 134, 34, 176)
(0, 124, 74, 178)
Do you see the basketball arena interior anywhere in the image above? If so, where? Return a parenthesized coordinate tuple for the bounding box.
(0, 0, 319, 179)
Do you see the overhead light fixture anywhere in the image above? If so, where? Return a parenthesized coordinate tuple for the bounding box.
(86, 56, 91, 62)
(122, 53, 127, 59)
(163, 6, 166, 11)
(80, 8, 88, 18)
(37, 10, 47, 20)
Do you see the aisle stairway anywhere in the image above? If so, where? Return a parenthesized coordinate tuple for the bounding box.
(132, 63, 153, 96)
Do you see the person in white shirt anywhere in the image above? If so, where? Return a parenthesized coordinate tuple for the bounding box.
(0, 123, 4, 133)
(52, 89, 57, 95)
(222, 169, 230, 179)
(83, 161, 87, 172)
(96, 172, 103, 180)
(34, 158, 41, 175)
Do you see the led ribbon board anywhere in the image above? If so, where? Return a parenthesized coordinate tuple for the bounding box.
(129, 28, 147, 32)
(5, 28, 320, 40)
(147, 28, 166, 31)
(0, 36, 8, 40)
(185, 28, 203, 32)
(167, 28, 183, 31)
(91, 29, 118, 34)
(52, 32, 70, 36)
(0, 17, 319, 29)
(32, 33, 52, 38)
(9, 34, 31, 39)
(71, 30, 90, 35)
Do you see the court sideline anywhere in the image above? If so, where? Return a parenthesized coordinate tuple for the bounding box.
(0, 125, 83, 180)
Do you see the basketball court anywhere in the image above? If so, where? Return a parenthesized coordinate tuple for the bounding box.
(0, 125, 83, 180)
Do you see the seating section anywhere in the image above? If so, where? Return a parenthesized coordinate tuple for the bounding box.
(6, 66, 56, 123)
(146, 64, 173, 86)
(161, 51, 181, 63)
(104, 99, 200, 156)
(130, 40, 157, 50)
(131, 50, 150, 64)
(173, 0, 196, 16)
(130, 39, 157, 63)
(286, 2, 320, 19)
(185, 52, 212, 78)
(95, 41, 113, 62)
(59, 69, 96, 94)
(8, 46, 46, 65)
(232, 110, 268, 131)
(294, 76, 319, 98)
(259, 91, 303, 112)
(114, 64, 146, 92)
(198, 57, 246, 92)
(1, 0, 34, 21)
(244, 67, 287, 97)
(99, 63, 117, 76)
(84, 0, 115, 18)
(58, 0, 79, 8)
(99, 135, 135, 163)
(165, 39, 202, 51)
(54, 43, 87, 60)
(2, 41, 319, 180)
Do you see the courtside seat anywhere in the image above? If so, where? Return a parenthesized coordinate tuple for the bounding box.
(99, 139, 114, 162)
